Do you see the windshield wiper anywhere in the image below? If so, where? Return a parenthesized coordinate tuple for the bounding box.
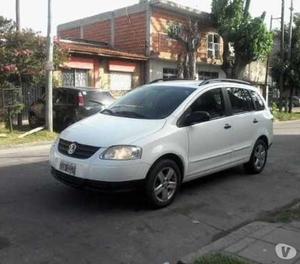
(114, 111, 146, 119)
(101, 109, 114, 115)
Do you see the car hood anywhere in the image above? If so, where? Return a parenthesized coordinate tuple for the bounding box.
(60, 113, 166, 147)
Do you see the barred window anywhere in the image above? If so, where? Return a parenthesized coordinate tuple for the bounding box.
(198, 71, 219, 80)
(163, 68, 178, 80)
(62, 69, 89, 87)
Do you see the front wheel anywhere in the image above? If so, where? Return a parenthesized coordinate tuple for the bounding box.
(244, 139, 268, 174)
(145, 159, 181, 209)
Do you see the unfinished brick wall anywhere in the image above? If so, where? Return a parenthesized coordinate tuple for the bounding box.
(114, 12, 147, 55)
(58, 27, 81, 39)
(83, 20, 111, 43)
(151, 7, 223, 64)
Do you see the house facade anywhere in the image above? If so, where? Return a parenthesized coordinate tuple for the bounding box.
(57, 0, 226, 88)
(56, 39, 147, 96)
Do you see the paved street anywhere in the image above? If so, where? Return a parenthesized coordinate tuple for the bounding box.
(0, 121, 299, 264)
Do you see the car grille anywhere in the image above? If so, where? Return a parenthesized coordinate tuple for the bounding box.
(58, 138, 100, 159)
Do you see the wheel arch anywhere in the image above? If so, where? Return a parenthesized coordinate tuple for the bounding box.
(257, 135, 269, 148)
(147, 153, 185, 182)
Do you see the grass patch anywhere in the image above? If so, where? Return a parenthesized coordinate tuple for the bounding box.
(0, 127, 57, 147)
(273, 111, 300, 121)
(264, 202, 300, 223)
(194, 253, 250, 264)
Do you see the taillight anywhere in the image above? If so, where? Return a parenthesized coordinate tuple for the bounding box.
(77, 92, 84, 107)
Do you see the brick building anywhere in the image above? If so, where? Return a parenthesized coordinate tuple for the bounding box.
(56, 39, 147, 95)
(58, 0, 226, 90)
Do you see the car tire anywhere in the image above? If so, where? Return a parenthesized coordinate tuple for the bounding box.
(145, 159, 181, 209)
(244, 139, 268, 174)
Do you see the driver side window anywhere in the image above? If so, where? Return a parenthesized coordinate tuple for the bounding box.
(190, 88, 226, 120)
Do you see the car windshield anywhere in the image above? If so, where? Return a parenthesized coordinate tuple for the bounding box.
(101, 85, 196, 119)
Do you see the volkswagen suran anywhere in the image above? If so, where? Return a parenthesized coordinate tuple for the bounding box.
(50, 79, 273, 208)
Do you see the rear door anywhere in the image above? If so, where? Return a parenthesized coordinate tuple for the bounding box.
(224, 87, 256, 162)
(186, 88, 234, 178)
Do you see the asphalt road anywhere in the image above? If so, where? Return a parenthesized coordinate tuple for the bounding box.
(0, 121, 299, 264)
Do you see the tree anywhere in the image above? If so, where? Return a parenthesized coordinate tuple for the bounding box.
(167, 18, 201, 80)
(272, 14, 300, 113)
(0, 16, 67, 130)
(211, 0, 273, 78)
(0, 16, 67, 88)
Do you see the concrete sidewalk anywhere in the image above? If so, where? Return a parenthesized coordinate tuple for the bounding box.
(0, 143, 51, 167)
(179, 221, 300, 264)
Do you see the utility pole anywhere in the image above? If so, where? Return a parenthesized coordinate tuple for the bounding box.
(264, 16, 281, 105)
(16, 0, 20, 31)
(288, 0, 294, 113)
(279, 0, 285, 112)
(16, 0, 23, 127)
(288, 0, 294, 61)
(46, 0, 54, 132)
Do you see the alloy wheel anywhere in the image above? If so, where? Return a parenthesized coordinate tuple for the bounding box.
(254, 144, 266, 170)
(153, 167, 178, 203)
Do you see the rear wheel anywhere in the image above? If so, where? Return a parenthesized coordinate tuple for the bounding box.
(145, 159, 181, 209)
(244, 139, 268, 174)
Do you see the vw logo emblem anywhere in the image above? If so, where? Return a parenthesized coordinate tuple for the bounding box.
(68, 143, 77, 155)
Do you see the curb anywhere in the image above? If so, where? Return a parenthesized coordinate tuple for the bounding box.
(178, 221, 283, 264)
(0, 141, 53, 151)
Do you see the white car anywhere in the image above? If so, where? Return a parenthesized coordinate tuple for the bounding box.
(50, 79, 273, 208)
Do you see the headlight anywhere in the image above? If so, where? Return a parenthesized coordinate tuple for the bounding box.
(100, 145, 142, 160)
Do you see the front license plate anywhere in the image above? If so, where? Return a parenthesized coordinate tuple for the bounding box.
(59, 161, 76, 176)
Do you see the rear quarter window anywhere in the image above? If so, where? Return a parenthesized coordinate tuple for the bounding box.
(250, 90, 265, 111)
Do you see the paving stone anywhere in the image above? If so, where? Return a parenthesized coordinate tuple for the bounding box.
(289, 221, 300, 230)
(238, 240, 296, 264)
(225, 237, 256, 253)
(249, 223, 281, 239)
(225, 237, 255, 253)
(262, 228, 300, 251)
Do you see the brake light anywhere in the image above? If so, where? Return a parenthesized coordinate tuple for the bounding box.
(77, 92, 84, 107)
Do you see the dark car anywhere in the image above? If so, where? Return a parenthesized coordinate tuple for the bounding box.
(29, 87, 115, 131)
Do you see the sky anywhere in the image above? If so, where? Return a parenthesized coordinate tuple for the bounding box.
(1, 0, 299, 36)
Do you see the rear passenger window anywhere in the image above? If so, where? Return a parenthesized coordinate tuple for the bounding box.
(227, 88, 254, 114)
(250, 91, 265, 111)
(190, 88, 226, 119)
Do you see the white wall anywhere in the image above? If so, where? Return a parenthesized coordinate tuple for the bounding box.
(149, 59, 226, 82)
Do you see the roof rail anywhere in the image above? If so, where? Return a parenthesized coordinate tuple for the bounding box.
(149, 78, 194, 84)
(199, 79, 251, 86)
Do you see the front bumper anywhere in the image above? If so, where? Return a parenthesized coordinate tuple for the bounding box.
(49, 142, 151, 183)
(51, 167, 144, 192)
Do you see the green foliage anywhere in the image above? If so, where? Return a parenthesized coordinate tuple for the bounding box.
(211, 0, 273, 78)
(271, 102, 300, 121)
(271, 14, 300, 111)
(0, 15, 68, 129)
(0, 16, 68, 88)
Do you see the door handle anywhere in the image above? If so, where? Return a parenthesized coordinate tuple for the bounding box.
(253, 119, 259, 124)
(224, 124, 232, 129)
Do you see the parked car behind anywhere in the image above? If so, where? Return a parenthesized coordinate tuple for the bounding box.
(29, 87, 115, 131)
(50, 79, 273, 208)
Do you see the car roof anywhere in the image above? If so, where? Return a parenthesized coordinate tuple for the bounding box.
(148, 79, 256, 90)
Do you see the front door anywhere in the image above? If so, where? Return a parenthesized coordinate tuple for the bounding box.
(186, 88, 234, 179)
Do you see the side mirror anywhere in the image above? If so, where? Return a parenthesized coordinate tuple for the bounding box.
(183, 111, 210, 126)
